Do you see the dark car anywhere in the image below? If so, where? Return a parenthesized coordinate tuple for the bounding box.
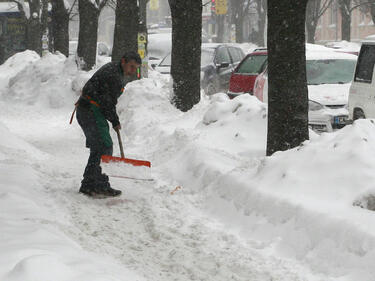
(155, 43, 245, 95)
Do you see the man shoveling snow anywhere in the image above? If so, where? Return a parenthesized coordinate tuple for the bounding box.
(74, 51, 141, 198)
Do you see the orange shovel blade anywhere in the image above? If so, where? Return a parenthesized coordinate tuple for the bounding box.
(101, 155, 151, 167)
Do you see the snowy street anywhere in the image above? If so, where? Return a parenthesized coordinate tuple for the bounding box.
(1, 52, 375, 280)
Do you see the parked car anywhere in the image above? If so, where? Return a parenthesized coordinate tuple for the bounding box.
(148, 31, 211, 69)
(155, 43, 245, 95)
(252, 47, 357, 132)
(148, 33, 172, 68)
(69, 41, 111, 57)
(227, 48, 267, 99)
(348, 35, 375, 120)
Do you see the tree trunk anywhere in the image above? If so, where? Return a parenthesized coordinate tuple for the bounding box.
(235, 13, 244, 43)
(27, 0, 42, 55)
(168, 0, 202, 112)
(232, 0, 244, 43)
(77, 0, 99, 70)
(371, 3, 375, 24)
(306, 21, 317, 43)
(41, 0, 49, 52)
(139, 0, 148, 77)
(267, 0, 309, 156)
(51, 0, 69, 57)
(112, 0, 139, 62)
(306, 0, 321, 44)
(216, 14, 225, 42)
(339, 0, 351, 41)
(256, 0, 266, 46)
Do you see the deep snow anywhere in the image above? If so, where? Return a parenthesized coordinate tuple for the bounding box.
(1, 51, 375, 281)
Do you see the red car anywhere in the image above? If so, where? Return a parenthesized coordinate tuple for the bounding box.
(227, 48, 268, 99)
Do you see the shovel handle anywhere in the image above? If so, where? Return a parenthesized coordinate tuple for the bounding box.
(115, 127, 125, 158)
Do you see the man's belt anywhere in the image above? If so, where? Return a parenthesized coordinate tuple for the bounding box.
(69, 95, 100, 124)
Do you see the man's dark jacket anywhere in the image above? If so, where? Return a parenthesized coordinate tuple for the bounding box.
(79, 62, 133, 128)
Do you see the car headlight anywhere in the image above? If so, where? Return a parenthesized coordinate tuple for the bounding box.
(309, 100, 324, 111)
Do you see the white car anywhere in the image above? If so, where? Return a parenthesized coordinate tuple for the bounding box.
(148, 33, 172, 69)
(253, 46, 357, 132)
(69, 41, 111, 57)
(348, 35, 375, 120)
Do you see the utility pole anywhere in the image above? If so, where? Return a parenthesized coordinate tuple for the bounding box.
(138, 0, 148, 78)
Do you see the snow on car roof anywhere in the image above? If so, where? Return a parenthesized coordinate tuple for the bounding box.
(0, 2, 19, 13)
(306, 50, 357, 60)
(201, 43, 226, 49)
(201, 43, 244, 49)
(247, 44, 357, 60)
(362, 34, 375, 44)
(324, 41, 361, 53)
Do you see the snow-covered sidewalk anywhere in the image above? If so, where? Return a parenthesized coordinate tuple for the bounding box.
(1, 51, 375, 281)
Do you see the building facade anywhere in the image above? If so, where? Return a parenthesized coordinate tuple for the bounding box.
(315, 0, 375, 43)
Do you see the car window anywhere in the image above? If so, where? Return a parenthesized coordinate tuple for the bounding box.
(160, 50, 213, 67)
(354, 44, 375, 83)
(159, 53, 171, 66)
(237, 48, 245, 60)
(228, 47, 242, 63)
(306, 59, 356, 85)
(215, 47, 231, 64)
(236, 55, 267, 74)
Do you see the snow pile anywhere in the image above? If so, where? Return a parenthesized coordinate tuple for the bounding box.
(118, 76, 375, 280)
(0, 50, 40, 93)
(0, 50, 108, 109)
(204, 120, 375, 280)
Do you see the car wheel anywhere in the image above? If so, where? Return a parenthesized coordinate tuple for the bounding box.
(353, 108, 365, 120)
(206, 81, 218, 96)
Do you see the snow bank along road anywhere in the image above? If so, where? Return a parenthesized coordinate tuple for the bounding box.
(1, 52, 375, 281)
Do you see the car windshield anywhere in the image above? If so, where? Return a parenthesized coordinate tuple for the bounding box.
(159, 49, 214, 67)
(306, 59, 356, 85)
(236, 54, 267, 74)
(159, 53, 171, 66)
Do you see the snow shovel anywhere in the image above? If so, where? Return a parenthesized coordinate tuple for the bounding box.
(101, 128, 152, 181)
(101, 128, 151, 168)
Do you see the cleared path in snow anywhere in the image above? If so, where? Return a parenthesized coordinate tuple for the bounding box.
(1, 105, 321, 281)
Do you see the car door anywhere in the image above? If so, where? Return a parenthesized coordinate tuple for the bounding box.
(215, 46, 234, 92)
